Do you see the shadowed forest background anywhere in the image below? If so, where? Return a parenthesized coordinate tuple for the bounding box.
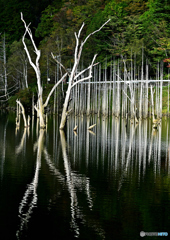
(0, 0, 170, 110)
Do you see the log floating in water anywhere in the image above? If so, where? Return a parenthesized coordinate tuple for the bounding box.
(73, 125, 78, 131)
(88, 123, 96, 130)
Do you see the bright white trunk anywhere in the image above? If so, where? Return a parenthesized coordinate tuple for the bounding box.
(54, 19, 110, 129)
(16, 99, 28, 127)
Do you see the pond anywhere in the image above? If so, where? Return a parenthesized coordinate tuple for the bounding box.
(0, 111, 170, 240)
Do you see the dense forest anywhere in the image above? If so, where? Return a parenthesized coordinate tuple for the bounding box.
(0, 0, 170, 109)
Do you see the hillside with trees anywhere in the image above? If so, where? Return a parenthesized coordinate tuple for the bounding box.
(0, 0, 170, 109)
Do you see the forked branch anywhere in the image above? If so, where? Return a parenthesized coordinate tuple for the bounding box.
(51, 52, 70, 76)
(71, 54, 98, 89)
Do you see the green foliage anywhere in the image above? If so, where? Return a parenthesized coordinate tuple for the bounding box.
(8, 88, 32, 108)
(82, 0, 148, 64)
(8, 82, 65, 111)
(162, 85, 170, 113)
(95, 0, 170, 71)
(0, 0, 60, 44)
(7, 39, 37, 89)
(103, 0, 129, 17)
(36, 0, 106, 68)
(2, 0, 170, 109)
(139, 0, 170, 66)
(35, 2, 62, 38)
(2, 0, 170, 69)
(0, 0, 32, 44)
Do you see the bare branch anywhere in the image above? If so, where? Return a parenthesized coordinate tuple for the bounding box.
(71, 76, 93, 89)
(71, 54, 97, 88)
(21, 12, 41, 85)
(74, 32, 79, 63)
(75, 19, 110, 74)
(21, 12, 39, 54)
(74, 22, 85, 62)
(59, 19, 110, 130)
(115, 73, 123, 81)
(83, 19, 111, 45)
(51, 52, 70, 76)
(78, 22, 85, 38)
(123, 90, 133, 103)
(34, 104, 38, 112)
(44, 73, 67, 108)
(74, 62, 99, 81)
(0, 83, 18, 92)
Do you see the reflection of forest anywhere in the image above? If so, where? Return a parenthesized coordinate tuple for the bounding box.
(67, 116, 170, 178)
(14, 116, 104, 239)
(0, 113, 170, 239)
(66, 116, 170, 237)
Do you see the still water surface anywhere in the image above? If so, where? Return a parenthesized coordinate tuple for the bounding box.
(0, 112, 170, 240)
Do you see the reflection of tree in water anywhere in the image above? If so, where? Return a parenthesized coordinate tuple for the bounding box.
(0, 119, 8, 181)
(15, 128, 27, 155)
(66, 115, 170, 198)
(45, 129, 105, 239)
(80, 117, 169, 177)
(16, 121, 104, 239)
(66, 116, 170, 238)
(15, 115, 170, 239)
(60, 130, 94, 237)
(16, 129, 45, 239)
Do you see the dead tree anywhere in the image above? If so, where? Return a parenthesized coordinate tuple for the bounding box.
(51, 19, 110, 129)
(21, 13, 67, 129)
(0, 33, 10, 102)
(16, 99, 27, 126)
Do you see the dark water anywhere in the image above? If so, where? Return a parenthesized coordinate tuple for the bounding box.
(0, 112, 170, 240)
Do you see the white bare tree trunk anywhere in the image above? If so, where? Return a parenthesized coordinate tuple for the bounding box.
(16, 99, 28, 127)
(21, 13, 109, 129)
(159, 62, 163, 118)
(87, 79, 91, 116)
(23, 60, 28, 89)
(2, 33, 8, 98)
(21, 13, 67, 129)
(51, 19, 110, 129)
(21, 13, 45, 128)
(0, 33, 8, 100)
